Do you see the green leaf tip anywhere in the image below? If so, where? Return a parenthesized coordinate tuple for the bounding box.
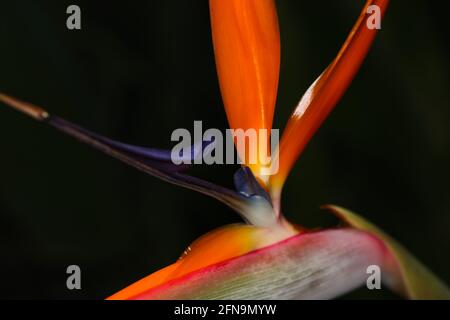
(324, 205, 450, 300)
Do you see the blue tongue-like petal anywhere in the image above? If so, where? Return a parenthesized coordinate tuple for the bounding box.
(50, 116, 211, 169)
(233, 166, 276, 227)
(233, 166, 271, 203)
(0, 93, 276, 227)
(50, 116, 276, 226)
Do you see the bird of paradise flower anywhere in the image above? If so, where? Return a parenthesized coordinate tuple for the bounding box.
(1, 0, 449, 299)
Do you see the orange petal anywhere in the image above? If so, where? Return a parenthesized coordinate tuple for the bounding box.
(270, 0, 389, 201)
(209, 0, 280, 181)
(107, 223, 297, 300)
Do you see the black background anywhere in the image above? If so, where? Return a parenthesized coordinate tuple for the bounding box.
(0, 1, 449, 299)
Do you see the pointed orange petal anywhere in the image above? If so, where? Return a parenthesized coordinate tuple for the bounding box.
(210, 0, 280, 180)
(270, 0, 389, 200)
(107, 224, 296, 299)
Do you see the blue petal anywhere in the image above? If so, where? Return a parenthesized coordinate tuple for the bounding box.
(0, 93, 275, 225)
(233, 166, 271, 203)
(47, 116, 258, 219)
(50, 117, 213, 168)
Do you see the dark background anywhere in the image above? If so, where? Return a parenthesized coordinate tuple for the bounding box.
(0, 1, 449, 299)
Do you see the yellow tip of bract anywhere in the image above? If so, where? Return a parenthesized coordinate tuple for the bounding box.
(209, 0, 280, 183)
